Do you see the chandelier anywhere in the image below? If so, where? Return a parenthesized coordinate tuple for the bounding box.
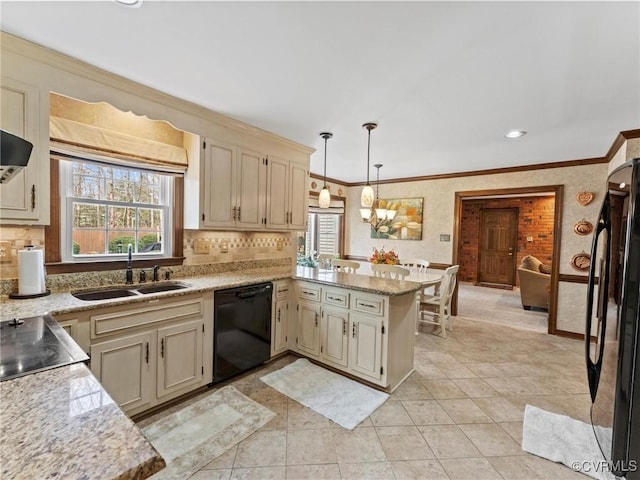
(361, 163, 396, 226)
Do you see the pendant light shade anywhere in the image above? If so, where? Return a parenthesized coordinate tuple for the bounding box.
(318, 132, 332, 209)
(360, 123, 377, 208)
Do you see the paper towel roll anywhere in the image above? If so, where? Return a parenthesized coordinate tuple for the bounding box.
(18, 246, 46, 295)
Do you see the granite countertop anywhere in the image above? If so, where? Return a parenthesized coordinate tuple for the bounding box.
(0, 266, 421, 319)
(294, 266, 423, 296)
(0, 363, 166, 480)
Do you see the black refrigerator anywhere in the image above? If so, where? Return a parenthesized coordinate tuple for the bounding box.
(586, 157, 640, 478)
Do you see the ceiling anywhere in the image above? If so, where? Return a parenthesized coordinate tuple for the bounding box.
(1, 1, 638, 183)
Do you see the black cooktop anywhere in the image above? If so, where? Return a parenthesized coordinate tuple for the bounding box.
(0, 314, 89, 381)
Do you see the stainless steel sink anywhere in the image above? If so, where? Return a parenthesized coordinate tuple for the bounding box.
(135, 282, 191, 295)
(72, 281, 191, 301)
(72, 288, 140, 301)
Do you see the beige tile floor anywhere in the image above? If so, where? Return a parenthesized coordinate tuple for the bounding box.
(139, 315, 593, 480)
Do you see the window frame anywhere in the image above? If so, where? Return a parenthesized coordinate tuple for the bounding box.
(45, 155, 184, 274)
(305, 191, 346, 258)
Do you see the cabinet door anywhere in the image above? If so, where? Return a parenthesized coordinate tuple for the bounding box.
(321, 307, 349, 368)
(272, 298, 289, 356)
(0, 78, 42, 223)
(288, 163, 308, 230)
(236, 148, 266, 229)
(156, 319, 204, 399)
(266, 156, 289, 229)
(296, 301, 320, 357)
(202, 139, 236, 228)
(90, 331, 153, 413)
(349, 314, 383, 381)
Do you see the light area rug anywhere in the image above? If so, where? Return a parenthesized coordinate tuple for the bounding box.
(522, 404, 615, 480)
(143, 386, 275, 479)
(259, 358, 389, 430)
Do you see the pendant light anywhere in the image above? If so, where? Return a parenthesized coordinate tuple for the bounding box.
(318, 132, 332, 209)
(373, 164, 387, 220)
(360, 123, 377, 209)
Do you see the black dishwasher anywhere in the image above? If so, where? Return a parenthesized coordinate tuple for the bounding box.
(213, 282, 272, 383)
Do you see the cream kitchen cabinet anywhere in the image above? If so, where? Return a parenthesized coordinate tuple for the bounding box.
(266, 156, 308, 230)
(201, 139, 267, 230)
(271, 280, 290, 356)
(86, 292, 213, 416)
(0, 77, 48, 224)
(293, 281, 416, 392)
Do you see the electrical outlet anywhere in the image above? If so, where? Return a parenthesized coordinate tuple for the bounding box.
(220, 239, 229, 253)
(193, 239, 211, 254)
(0, 242, 13, 263)
(527, 236, 533, 242)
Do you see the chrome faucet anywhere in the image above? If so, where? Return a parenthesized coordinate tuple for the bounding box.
(125, 244, 133, 284)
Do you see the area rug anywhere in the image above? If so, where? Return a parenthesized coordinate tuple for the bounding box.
(259, 358, 388, 430)
(522, 404, 615, 480)
(143, 386, 275, 479)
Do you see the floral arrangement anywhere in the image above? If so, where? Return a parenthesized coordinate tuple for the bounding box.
(370, 247, 399, 265)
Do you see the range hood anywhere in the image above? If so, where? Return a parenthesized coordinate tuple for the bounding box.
(0, 130, 33, 184)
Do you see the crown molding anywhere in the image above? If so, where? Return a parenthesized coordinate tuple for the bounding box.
(605, 128, 640, 163)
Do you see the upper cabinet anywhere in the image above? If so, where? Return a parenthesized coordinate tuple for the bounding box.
(0, 77, 49, 224)
(266, 156, 308, 230)
(186, 134, 310, 232)
(201, 139, 267, 230)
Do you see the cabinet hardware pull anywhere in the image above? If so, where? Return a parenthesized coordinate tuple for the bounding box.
(30, 185, 36, 211)
(145, 342, 149, 364)
(161, 338, 164, 358)
(328, 296, 341, 301)
(352, 323, 356, 338)
(278, 309, 281, 322)
(343, 319, 346, 335)
(302, 290, 314, 295)
(360, 302, 376, 309)
(315, 312, 318, 327)
(237, 206, 241, 221)
(232, 206, 237, 220)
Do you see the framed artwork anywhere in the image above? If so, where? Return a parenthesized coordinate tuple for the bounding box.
(371, 197, 423, 240)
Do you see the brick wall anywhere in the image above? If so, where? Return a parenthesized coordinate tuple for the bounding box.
(458, 196, 555, 284)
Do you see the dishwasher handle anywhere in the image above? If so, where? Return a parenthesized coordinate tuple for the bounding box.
(235, 284, 272, 299)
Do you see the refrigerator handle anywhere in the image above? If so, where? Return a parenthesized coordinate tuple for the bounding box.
(585, 194, 612, 403)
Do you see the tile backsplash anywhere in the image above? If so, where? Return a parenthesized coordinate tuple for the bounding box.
(0, 226, 294, 295)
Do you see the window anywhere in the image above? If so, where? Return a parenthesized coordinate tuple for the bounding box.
(59, 157, 173, 262)
(306, 212, 342, 256)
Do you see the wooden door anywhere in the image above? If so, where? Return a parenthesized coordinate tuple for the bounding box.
(265, 156, 289, 229)
(296, 301, 320, 357)
(288, 163, 308, 230)
(272, 298, 289, 356)
(478, 208, 518, 285)
(348, 314, 382, 381)
(236, 148, 266, 229)
(202, 139, 236, 228)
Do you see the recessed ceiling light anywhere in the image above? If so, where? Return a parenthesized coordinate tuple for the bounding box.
(505, 130, 527, 139)
(116, 0, 143, 7)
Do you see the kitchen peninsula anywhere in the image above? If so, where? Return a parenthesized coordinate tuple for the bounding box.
(0, 265, 422, 478)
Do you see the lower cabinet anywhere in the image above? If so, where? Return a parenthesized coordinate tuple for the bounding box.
(80, 292, 213, 416)
(271, 280, 290, 356)
(293, 281, 415, 392)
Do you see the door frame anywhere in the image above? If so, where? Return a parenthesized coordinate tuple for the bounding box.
(453, 185, 564, 335)
(477, 207, 519, 286)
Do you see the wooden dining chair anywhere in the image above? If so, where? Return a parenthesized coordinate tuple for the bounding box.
(399, 259, 430, 274)
(418, 265, 459, 338)
(371, 264, 410, 280)
(317, 254, 334, 269)
(331, 259, 360, 274)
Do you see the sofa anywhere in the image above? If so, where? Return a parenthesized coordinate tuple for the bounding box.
(517, 255, 551, 311)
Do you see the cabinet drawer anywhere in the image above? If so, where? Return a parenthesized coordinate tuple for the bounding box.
(298, 283, 321, 302)
(275, 281, 290, 300)
(91, 297, 204, 339)
(323, 288, 350, 308)
(352, 294, 385, 316)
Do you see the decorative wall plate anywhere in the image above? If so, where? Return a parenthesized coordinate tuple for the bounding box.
(571, 251, 591, 270)
(576, 191, 594, 206)
(573, 219, 594, 236)
(311, 181, 317, 189)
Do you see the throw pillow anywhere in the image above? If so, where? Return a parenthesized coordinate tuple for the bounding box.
(539, 263, 552, 275)
(521, 255, 542, 272)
